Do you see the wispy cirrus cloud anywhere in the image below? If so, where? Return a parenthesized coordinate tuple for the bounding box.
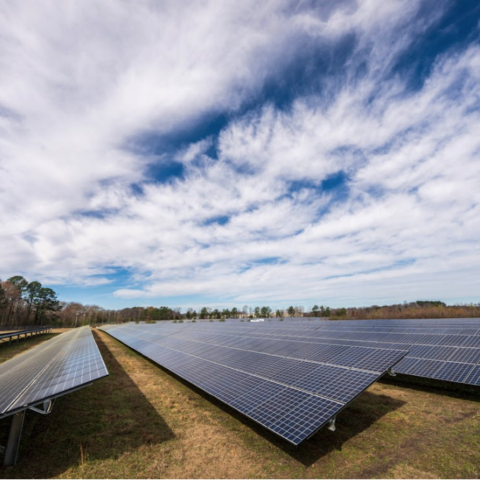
(1, 1, 479, 309)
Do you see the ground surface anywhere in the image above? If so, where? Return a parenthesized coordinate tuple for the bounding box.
(0, 330, 479, 479)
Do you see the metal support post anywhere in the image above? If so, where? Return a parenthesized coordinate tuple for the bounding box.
(3, 410, 26, 467)
(327, 416, 336, 432)
(388, 367, 396, 377)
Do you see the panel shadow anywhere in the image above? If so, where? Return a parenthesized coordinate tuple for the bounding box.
(381, 374, 480, 402)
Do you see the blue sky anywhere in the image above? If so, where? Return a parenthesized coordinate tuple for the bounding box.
(1, 1, 480, 311)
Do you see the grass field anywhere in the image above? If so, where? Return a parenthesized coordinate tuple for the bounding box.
(1, 330, 479, 478)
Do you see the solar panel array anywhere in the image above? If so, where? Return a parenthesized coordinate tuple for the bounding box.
(0, 326, 108, 418)
(218, 318, 480, 387)
(101, 323, 407, 445)
(0, 326, 51, 344)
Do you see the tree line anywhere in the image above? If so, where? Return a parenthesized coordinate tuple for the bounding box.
(332, 301, 480, 320)
(180, 302, 480, 320)
(185, 305, 308, 320)
(2, 275, 480, 328)
(0, 276, 186, 327)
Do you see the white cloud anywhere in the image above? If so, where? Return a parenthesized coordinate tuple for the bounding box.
(1, 1, 479, 309)
(0, 0, 328, 234)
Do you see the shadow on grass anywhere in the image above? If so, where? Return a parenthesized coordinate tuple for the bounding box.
(126, 346, 406, 468)
(206, 387, 406, 467)
(381, 374, 480, 402)
(0, 331, 174, 479)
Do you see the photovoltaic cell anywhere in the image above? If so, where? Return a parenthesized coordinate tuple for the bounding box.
(431, 362, 474, 383)
(255, 357, 300, 379)
(247, 388, 312, 428)
(100, 323, 406, 445)
(272, 395, 340, 445)
(448, 348, 480, 364)
(230, 381, 287, 414)
(465, 365, 480, 385)
(262, 360, 319, 384)
(294, 367, 378, 403)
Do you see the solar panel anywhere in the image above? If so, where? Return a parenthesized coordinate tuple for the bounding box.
(0, 326, 108, 466)
(100, 323, 407, 445)
(234, 318, 480, 387)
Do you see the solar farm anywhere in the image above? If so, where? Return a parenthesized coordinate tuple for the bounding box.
(1, 319, 480, 478)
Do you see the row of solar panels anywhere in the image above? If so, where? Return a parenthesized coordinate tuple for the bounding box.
(111, 318, 480, 389)
(101, 323, 408, 445)
(0, 327, 52, 344)
(0, 326, 108, 466)
(224, 316, 480, 329)
(99, 318, 478, 446)
(162, 318, 480, 387)
(229, 319, 480, 386)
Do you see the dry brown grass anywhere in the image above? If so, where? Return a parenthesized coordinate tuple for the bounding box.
(1, 330, 479, 478)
